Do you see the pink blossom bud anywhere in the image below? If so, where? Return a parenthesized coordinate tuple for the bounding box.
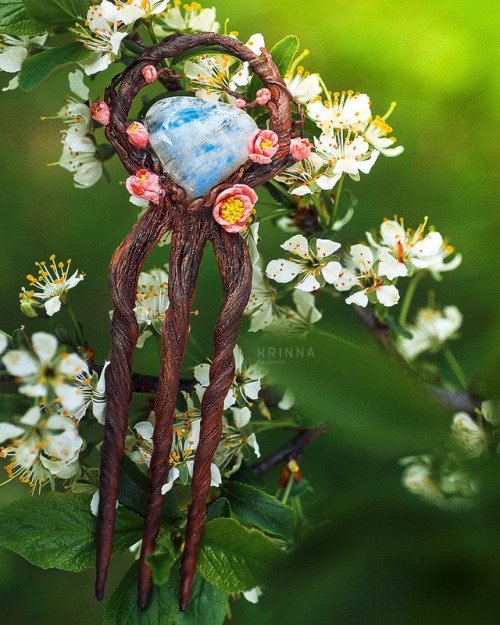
(290, 137, 312, 161)
(126, 169, 161, 204)
(234, 98, 247, 108)
(91, 101, 110, 126)
(126, 122, 149, 148)
(255, 88, 271, 105)
(213, 184, 258, 233)
(247, 129, 279, 165)
(142, 65, 158, 83)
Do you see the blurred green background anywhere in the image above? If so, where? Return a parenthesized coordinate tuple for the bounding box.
(1, 0, 500, 623)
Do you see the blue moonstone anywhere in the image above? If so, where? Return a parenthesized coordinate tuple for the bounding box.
(145, 97, 258, 201)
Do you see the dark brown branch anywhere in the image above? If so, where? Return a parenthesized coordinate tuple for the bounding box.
(251, 425, 328, 476)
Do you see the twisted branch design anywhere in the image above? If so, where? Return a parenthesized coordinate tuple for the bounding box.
(96, 32, 297, 611)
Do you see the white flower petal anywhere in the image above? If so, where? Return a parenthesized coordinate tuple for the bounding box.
(44, 296, 62, 316)
(295, 271, 320, 292)
(345, 290, 368, 307)
(0, 422, 25, 444)
(376, 285, 400, 307)
(315, 238, 341, 259)
(266, 259, 301, 284)
(161, 466, 180, 494)
(2, 350, 38, 377)
(321, 261, 342, 284)
(280, 234, 309, 258)
(32, 332, 58, 364)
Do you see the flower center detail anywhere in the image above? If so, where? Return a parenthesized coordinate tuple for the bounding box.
(260, 139, 273, 150)
(220, 197, 245, 224)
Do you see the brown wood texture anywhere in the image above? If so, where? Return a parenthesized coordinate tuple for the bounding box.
(97, 32, 298, 610)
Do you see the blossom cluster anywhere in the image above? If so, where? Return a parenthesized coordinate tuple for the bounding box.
(401, 400, 500, 509)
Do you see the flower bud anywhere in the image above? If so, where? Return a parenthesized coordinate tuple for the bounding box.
(91, 101, 110, 126)
(248, 129, 279, 164)
(255, 88, 271, 105)
(142, 65, 158, 83)
(126, 122, 149, 148)
(290, 137, 312, 161)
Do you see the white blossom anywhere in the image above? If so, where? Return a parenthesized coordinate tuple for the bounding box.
(241, 222, 260, 265)
(156, 2, 219, 35)
(133, 265, 170, 347)
(285, 64, 322, 103)
(266, 289, 322, 336)
(314, 131, 380, 189)
(184, 54, 250, 102)
(306, 91, 372, 133)
(266, 234, 341, 292)
(361, 102, 404, 156)
(0, 34, 47, 91)
(77, 4, 129, 75)
(366, 217, 462, 280)
(57, 361, 109, 423)
(481, 400, 500, 427)
(194, 345, 264, 410)
(276, 152, 330, 196)
(56, 138, 103, 188)
(20, 254, 84, 317)
(334, 244, 400, 308)
(0, 406, 83, 493)
(244, 266, 278, 332)
(450, 412, 487, 461)
(103, 0, 168, 24)
(2, 332, 87, 399)
(215, 406, 260, 475)
(242, 587, 264, 604)
(400, 456, 445, 506)
(397, 305, 463, 360)
(0, 332, 8, 355)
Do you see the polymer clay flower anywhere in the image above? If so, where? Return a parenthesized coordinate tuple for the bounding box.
(127, 122, 149, 148)
(126, 169, 161, 203)
(142, 65, 158, 83)
(91, 101, 110, 126)
(290, 137, 312, 161)
(213, 184, 257, 233)
(248, 129, 279, 164)
(255, 88, 271, 105)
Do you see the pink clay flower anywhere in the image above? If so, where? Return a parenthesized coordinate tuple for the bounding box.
(126, 169, 161, 203)
(234, 98, 246, 108)
(142, 65, 158, 83)
(248, 129, 279, 164)
(213, 184, 258, 233)
(127, 122, 149, 148)
(290, 137, 312, 161)
(91, 101, 110, 126)
(255, 88, 271, 105)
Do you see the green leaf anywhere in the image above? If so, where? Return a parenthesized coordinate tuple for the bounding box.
(0, 0, 48, 35)
(147, 533, 176, 586)
(205, 497, 231, 523)
(12, 328, 30, 350)
(197, 518, 283, 593)
(221, 481, 293, 539)
(385, 315, 413, 339)
(18, 42, 93, 91)
(118, 455, 182, 522)
(0, 493, 143, 571)
(103, 560, 180, 625)
(247, 35, 300, 102)
(175, 572, 227, 625)
(23, 0, 89, 27)
(229, 463, 266, 490)
(0, 394, 31, 421)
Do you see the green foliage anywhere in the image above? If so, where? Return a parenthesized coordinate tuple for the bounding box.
(246, 35, 300, 101)
(118, 455, 182, 522)
(196, 517, 283, 593)
(23, 0, 90, 27)
(205, 497, 231, 522)
(175, 573, 227, 625)
(0, 493, 143, 571)
(11, 328, 29, 350)
(18, 42, 93, 91)
(103, 561, 180, 625)
(0, 394, 31, 421)
(0, 0, 48, 35)
(146, 533, 176, 586)
(221, 481, 293, 539)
